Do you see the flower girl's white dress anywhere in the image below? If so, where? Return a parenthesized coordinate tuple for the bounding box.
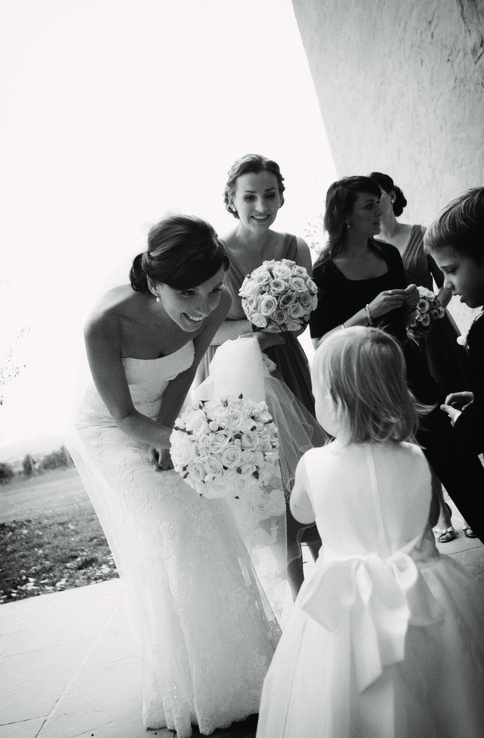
(257, 441, 484, 738)
(67, 341, 280, 737)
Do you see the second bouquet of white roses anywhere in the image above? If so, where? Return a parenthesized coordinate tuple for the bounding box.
(407, 286, 445, 344)
(170, 394, 279, 499)
(239, 258, 318, 332)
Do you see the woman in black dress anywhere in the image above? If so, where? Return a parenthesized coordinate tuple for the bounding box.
(310, 176, 484, 542)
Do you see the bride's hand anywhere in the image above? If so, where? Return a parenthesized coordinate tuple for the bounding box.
(148, 446, 173, 471)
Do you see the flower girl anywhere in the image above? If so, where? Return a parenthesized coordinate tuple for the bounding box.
(257, 326, 484, 738)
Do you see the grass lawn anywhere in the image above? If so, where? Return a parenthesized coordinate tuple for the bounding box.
(0, 468, 118, 604)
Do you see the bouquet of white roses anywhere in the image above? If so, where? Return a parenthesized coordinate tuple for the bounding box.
(407, 286, 445, 343)
(170, 394, 279, 499)
(239, 258, 318, 333)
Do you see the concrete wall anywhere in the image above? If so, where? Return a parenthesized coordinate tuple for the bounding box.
(291, 0, 484, 228)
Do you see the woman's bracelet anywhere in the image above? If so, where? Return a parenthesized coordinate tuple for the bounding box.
(365, 304, 373, 326)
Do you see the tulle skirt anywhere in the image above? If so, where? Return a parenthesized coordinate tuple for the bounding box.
(257, 546, 484, 738)
(67, 425, 280, 737)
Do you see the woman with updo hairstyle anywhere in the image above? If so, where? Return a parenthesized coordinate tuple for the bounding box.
(369, 171, 474, 540)
(195, 153, 326, 599)
(67, 213, 281, 736)
(309, 175, 484, 545)
(130, 214, 229, 294)
(370, 171, 469, 394)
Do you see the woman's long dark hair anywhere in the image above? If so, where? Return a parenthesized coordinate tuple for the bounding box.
(316, 176, 383, 267)
(129, 214, 229, 296)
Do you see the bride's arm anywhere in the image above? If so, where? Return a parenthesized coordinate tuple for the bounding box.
(84, 289, 231, 453)
(156, 288, 232, 429)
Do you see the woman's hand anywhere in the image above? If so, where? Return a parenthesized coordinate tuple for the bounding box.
(148, 446, 174, 471)
(441, 391, 474, 425)
(368, 289, 408, 319)
(403, 283, 419, 311)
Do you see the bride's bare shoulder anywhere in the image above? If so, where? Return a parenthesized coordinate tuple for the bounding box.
(85, 285, 137, 337)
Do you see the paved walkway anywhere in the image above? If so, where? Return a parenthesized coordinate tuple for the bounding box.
(1, 505, 483, 738)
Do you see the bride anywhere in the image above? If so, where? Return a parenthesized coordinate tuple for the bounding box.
(67, 214, 280, 736)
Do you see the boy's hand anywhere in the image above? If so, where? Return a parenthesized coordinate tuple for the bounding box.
(441, 391, 474, 424)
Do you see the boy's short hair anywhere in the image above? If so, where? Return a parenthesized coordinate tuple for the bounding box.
(425, 187, 484, 262)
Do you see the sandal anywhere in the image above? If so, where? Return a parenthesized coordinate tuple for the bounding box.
(434, 526, 457, 543)
(464, 526, 478, 538)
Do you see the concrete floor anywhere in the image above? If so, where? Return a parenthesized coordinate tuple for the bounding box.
(1, 507, 483, 738)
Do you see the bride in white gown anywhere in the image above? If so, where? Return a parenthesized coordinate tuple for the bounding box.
(67, 214, 280, 737)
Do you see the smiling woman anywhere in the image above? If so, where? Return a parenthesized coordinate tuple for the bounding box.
(67, 213, 281, 735)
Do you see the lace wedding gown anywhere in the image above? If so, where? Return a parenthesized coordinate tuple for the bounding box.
(257, 442, 484, 738)
(67, 342, 280, 737)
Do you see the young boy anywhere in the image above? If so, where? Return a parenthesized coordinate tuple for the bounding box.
(425, 186, 484, 456)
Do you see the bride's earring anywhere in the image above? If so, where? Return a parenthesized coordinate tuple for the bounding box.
(155, 296, 160, 303)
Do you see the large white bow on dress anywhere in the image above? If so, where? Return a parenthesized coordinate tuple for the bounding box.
(297, 535, 445, 692)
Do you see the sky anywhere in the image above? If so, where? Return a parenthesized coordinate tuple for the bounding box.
(0, 0, 337, 451)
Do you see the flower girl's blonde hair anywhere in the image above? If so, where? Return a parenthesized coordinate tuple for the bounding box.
(311, 327, 421, 444)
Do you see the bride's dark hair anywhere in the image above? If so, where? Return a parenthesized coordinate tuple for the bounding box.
(130, 214, 230, 295)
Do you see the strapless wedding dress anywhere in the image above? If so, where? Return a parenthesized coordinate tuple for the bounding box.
(67, 342, 280, 737)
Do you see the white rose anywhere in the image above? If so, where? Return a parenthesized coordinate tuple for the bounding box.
(279, 291, 296, 307)
(225, 408, 244, 428)
(243, 294, 260, 310)
(241, 449, 256, 463)
(299, 292, 314, 308)
(205, 455, 225, 476)
(210, 430, 232, 451)
(288, 276, 307, 293)
(221, 444, 243, 469)
(198, 433, 215, 449)
(259, 294, 278, 317)
(170, 431, 195, 467)
(194, 445, 210, 462)
(187, 462, 207, 486)
(272, 262, 293, 279)
(251, 312, 268, 328)
(259, 436, 273, 453)
(269, 278, 287, 295)
(271, 308, 288, 325)
(288, 302, 306, 319)
(185, 411, 210, 438)
(241, 430, 259, 450)
(254, 270, 272, 285)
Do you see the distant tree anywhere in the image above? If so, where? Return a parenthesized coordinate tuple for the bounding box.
(39, 445, 73, 470)
(22, 453, 38, 477)
(0, 462, 14, 484)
